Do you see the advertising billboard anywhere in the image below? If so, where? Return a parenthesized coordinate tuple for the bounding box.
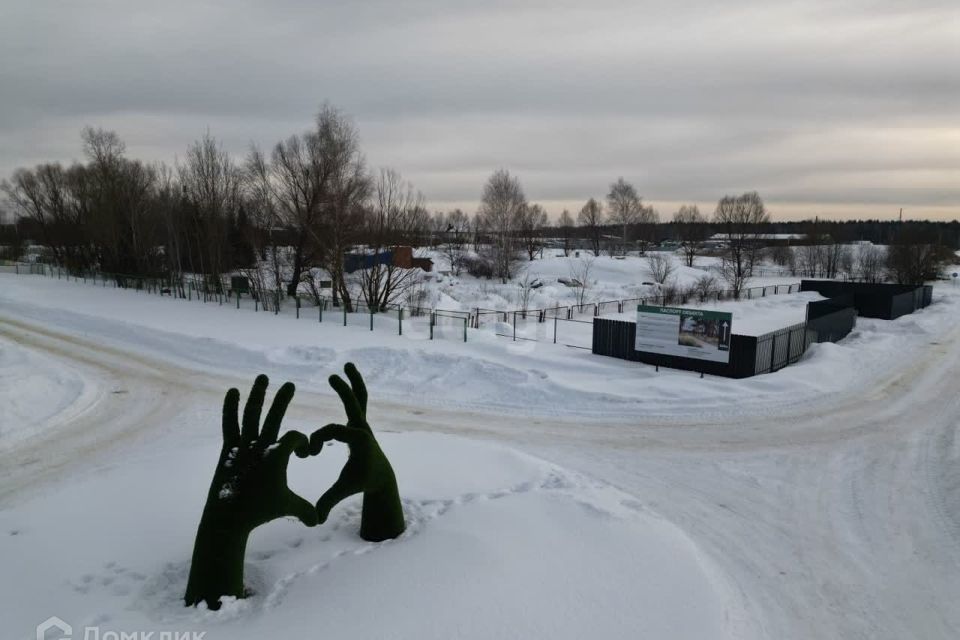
(635, 305, 733, 363)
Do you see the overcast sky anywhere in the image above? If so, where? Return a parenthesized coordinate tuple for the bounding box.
(1, 0, 958, 221)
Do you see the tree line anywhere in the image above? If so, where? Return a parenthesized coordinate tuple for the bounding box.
(2, 103, 956, 306)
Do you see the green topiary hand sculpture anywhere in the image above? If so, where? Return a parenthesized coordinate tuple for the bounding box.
(185, 374, 318, 609)
(310, 363, 405, 542)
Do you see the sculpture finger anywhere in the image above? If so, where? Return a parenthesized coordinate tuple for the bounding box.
(276, 430, 312, 459)
(241, 374, 269, 442)
(316, 477, 363, 524)
(222, 388, 240, 447)
(286, 490, 319, 527)
(309, 423, 362, 449)
(328, 374, 364, 427)
(343, 362, 368, 417)
(261, 381, 295, 444)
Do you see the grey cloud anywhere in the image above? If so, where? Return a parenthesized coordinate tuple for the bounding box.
(0, 0, 957, 219)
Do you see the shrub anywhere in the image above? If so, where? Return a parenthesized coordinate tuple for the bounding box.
(462, 254, 495, 279)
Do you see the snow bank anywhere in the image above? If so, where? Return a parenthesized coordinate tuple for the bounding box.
(2, 273, 958, 423)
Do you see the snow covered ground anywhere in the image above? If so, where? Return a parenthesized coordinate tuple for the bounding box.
(2, 271, 960, 639)
(416, 250, 800, 314)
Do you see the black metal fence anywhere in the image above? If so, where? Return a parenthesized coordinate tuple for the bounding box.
(592, 320, 762, 378)
(805, 295, 858, 343)
(753, 323, 815, 375)
(799, 280, 933, 320)
(593, 294, 859, 378)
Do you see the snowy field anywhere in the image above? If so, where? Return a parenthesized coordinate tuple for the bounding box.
(2, 270, 960, 639)
(400, 250, 801, 314)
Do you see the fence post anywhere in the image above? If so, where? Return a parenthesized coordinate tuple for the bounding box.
(237, 292, 240, 309)
(274, 291, 279, 315)
(463, 317, 468, 343)
(319, 300, 323, 323)
(370, 308, 374, 331)
(554, 314, 558, 344)
(399, 307, 403, 335)
(296, 296, 300, 319)
(430, 312, 434, 340)
(770, 333, 777, 372)
(343, 305, 347, 327)
(513, 311, 517, 341)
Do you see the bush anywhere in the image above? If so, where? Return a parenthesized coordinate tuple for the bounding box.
(462, 254, 495, 279)
(660, 281, 683, 305)
(688, 274, 720, 302)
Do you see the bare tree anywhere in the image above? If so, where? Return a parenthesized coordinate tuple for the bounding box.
(557, 209, 574, 256)
(442, 208, 470, 275)
(429, 210, 446, 248)
(310, 104, 371, 311)
(179, 133, 242, 294)
(713, 191, 770, 298)
(357, 167, 426, 310)
(646, 252, 674, 284)
(577, 197, 603, 257)
(2, 163, 89, 272)
(478, 169, 525, 283)
(886, 225, 951, 284)
(606, 177, 658, 254)
(635, 206, 660, 254)
(245, 125, 333, 296)
(569, 255, 595, 308)
(855, 244, 886, 283)
(766, 244, 795, 272)
(672, 204, 708, 267)
(797, 243, 822, 277)
(689, 273, 720, 302)
(154, 162, 187, 294)
(821, 241, 850, 279)
(517, 202, 548, 260)
(81, 127, 160, 277)
(471, 210, 484, 253)
(516, 268, 536, 315)
(606, 177, 641, 251)
(240, 193, 287, 310)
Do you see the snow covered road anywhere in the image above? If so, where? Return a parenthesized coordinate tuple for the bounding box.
(2, 273, 960, 638)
